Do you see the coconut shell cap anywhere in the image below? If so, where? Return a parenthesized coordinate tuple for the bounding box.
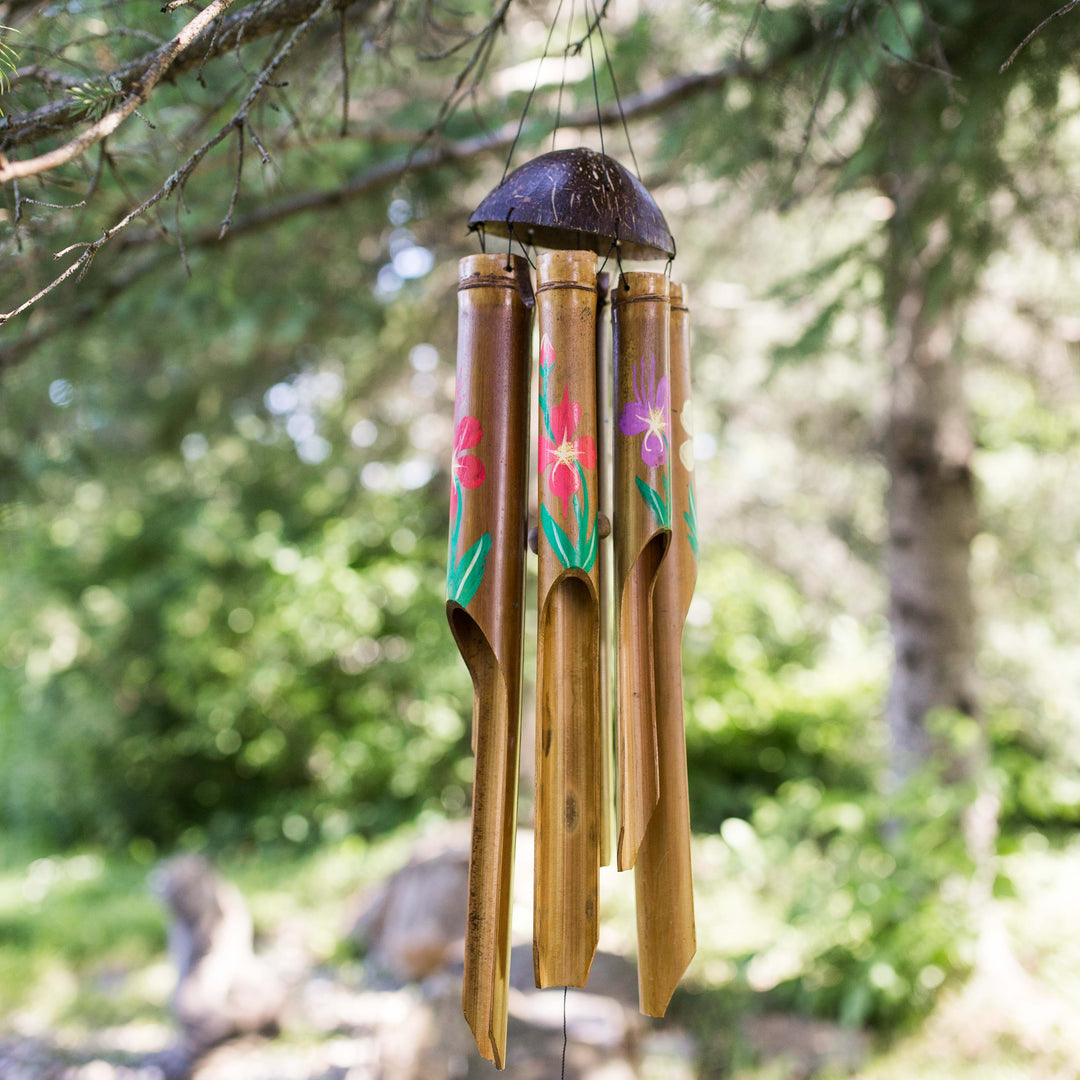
(469, 147, 674, 261)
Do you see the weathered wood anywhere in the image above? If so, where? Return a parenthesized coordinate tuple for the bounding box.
(612, 272, 671, 872)
(449, 253, 532, 1068)
(469, 148, 675, 261)
(635, 282, 697, 1016)
(533, 250, 602, 989)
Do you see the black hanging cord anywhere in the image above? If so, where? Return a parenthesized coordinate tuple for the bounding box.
(501, 0, 567, 185)
(586, 4, 613, 194)
(591, 0, 642, 181)
(505, 207, 537, 271)
(560, 985, 569, 1080)
(665, 232, 677, 277)
(552, 0, 576, 152)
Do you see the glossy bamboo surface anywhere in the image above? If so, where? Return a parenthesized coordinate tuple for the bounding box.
(449, 253, 532, 1068)
(533, 250, 601, 989)
(612, 272, 671, 872)
(635, 282, 697, 1016)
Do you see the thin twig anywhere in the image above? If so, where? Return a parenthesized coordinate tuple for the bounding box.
(218, 118, 244, 237)
(0, 0, 332, 324)
(1000, 0, 1080, 72)
(175, 191, 191, 275)
(247, 121, 271, 162)
(404, 0, 511, 169)
(338, 3, 349, 136)
(1, 0, 381, 153)
(17, 196, 87, 208)
(740, 0, 768, 62)
(0, 0, 238, 183)
(786, 0, 855, 201)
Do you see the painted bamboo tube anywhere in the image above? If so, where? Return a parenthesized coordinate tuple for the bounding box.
(634, 281, 698, 1016)
(533, 249, 602, 989)
(612, 271, 672, 872)
(448, 253, 532, 1069)
(595, 271, 614, 869)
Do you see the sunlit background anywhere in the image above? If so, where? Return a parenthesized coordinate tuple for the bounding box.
(3, 0, 1080, 1077)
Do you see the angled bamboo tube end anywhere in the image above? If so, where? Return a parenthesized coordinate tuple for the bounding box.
(451, 609, 515, 1066)
(634, 277, 697, 1016)
(534, 571, 601, 989)
(533, 248, 602, 990)
(614, 531, 667, 871)
(452, 252, 531, 1070)
(612, 271, 672, 874)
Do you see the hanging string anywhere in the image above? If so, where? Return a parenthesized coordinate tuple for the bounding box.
(552, 0, 576, 153)
(501, 0, 567, 185)
(665, 233, 677, 278)
(585, 9, 613, 193)
(591, 0, 642, 181)
(560, 985, 569, 1080)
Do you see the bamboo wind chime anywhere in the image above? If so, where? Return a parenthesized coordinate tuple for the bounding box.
(445, 147, 698, 1068)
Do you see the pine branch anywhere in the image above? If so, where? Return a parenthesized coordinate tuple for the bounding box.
(0, 0, 381, 153)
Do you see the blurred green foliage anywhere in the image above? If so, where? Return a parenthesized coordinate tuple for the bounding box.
(3, 0, 1080, 1046)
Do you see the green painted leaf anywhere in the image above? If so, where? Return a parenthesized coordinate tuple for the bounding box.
(541, 503, 577, 569)
(685, 483, 699, 558)
(635, 475, 670, 528)
(450, 532, 491, 606)
(580, 516, 598, 573)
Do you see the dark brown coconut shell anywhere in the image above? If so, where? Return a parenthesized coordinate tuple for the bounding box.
(469, 148, 674, 261)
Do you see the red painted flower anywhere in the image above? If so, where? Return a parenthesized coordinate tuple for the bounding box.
(540, 386, 596, 519)
(451, 415, 485, 519)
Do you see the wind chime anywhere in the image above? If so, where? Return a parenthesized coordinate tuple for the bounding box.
(444, 23, 698, 1059)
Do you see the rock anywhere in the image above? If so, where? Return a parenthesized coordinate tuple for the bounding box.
(151, 855, 287, 1058)
(741, 1013, 869, 1078)
(347, 833, 470, 984)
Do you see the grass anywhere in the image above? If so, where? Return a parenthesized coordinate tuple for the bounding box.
(1, 824, 1079, 1080)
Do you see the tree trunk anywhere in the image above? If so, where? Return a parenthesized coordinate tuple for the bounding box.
(884, 274, 979, 780)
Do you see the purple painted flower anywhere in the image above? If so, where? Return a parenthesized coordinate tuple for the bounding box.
(619, 356, 670, 469)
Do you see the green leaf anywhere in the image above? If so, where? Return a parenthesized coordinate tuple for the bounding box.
(685, 483, 699, 558)
(449, 532, 491, 607)
(636, 475, 669, 528)
(541, 503, 577, 569)
(579, 516, 598, 573)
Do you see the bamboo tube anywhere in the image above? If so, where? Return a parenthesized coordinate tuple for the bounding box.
(595, 271, 614, 869)
(533, 250, 601, 989)
(612, 272, 671, 872)
(448, 253, 532, 1069)
(635, 281, 697, 1016)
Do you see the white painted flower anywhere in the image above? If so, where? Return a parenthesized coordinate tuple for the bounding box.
(678, 401, 694, 471)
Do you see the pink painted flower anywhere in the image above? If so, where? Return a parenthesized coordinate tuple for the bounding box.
(450, 415, 485, 519)
(619, 356, 670, 469)
(540, 386, 596, 519)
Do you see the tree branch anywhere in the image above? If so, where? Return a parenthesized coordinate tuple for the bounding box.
(0, 0, 380, 153)
(0, 0, 238, 183)
(0, 33, 814, 350)
(169, 55, 796, 246)
(0, 0, 333, 324)
(1000, 0, 1080, 72)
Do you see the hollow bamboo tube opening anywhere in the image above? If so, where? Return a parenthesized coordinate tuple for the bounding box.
(634, 282, 697, 1016)
(451, 253, 532, 1068)
(533, 249, 601, 989)
(612, 271, 671, 872)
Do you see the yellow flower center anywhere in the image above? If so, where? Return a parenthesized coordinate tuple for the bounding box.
(553, 438, 579, 472)
(646, 406, 667, 443)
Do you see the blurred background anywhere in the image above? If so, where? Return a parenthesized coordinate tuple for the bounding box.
(2, 0, 1080, 1077)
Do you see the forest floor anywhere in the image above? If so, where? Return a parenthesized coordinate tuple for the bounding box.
(0, 825, 1078, 1080)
